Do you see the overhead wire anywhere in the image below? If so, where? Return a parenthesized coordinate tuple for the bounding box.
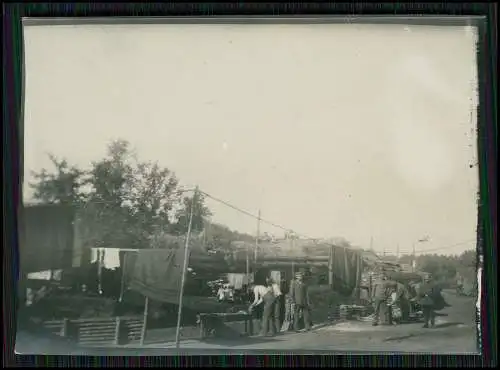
(23, 189, 478, 256)
(199, 190, 317, 240)
(414, 239, 477, 254)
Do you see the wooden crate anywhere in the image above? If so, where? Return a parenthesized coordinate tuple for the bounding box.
(42, 316, 144, 346)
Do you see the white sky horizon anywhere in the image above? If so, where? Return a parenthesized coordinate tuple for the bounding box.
(22, 23, 479, 256)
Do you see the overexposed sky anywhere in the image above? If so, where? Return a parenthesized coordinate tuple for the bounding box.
(23, 23, 479, 255)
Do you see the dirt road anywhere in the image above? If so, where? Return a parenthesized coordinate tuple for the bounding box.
(137, 289, 478, 354)
(15, 290, 478, 355)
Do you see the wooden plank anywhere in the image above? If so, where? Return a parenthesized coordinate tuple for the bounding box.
(79, 341, 115, 346)
(78, 337, 115, 342)
(71, 315, 143, 324)
(78, 328, 116, 334)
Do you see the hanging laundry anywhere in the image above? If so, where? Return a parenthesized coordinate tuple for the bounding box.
(102, 248, 121, 270)
(128, 248, 190, 304)
(27, 270, 52, 281)
(270, 270, 281, 283)
(226, 273, 253, 290)
(90, 248, 100, 264)
(90, 248, 121, 270)
(328, 245, 363, 295)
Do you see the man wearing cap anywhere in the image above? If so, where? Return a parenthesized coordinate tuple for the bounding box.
(291, 272, 311, 332)
(417, 274, 437, 328)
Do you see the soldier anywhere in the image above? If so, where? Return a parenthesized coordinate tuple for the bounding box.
(371, 273, 394, 326)
(291, 272, 312, 332)
(417, 275, 437, 328)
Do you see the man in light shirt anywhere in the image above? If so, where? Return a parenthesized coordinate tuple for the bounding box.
(249, 279, 277, 336)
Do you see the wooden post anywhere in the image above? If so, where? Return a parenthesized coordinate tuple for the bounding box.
(97, 248, 104, 295)
(246, 242, 250, 278)
(114, 317, 122, 345)
(369, 274, 373, 300)
(412, 243, 416, 272)
(61, 318, 69, 337)
(118, 252, 128, 303)
(175, 187, 197, 349)
(328, 245, 334, 288)
(248, 314, 254, 336)
(254, 210, 261, 264)
(140, 297, 149, 346)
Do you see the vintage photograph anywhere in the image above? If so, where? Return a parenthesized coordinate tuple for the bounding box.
(17, 20, 480, 354)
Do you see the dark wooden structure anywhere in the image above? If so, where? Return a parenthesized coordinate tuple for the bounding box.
(197, 312, 253, 340)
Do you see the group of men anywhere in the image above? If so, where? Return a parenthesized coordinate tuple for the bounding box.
(248, 271, 313, 337)
(371, 273, 443, 328)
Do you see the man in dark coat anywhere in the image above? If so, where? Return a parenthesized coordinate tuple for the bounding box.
(417, 275, 440, 328)
(291, 272, 311, 332)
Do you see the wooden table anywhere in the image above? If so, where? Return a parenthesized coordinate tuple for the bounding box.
(197, 312, 253, 339)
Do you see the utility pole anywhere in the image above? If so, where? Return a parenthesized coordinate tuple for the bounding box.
(175, 187, 197, 349)
(254, 209, 261, 264)
(396, 243, 400, 259)
(412, 243, 416, 272)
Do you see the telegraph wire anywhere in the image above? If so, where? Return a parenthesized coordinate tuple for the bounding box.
(23, 189, 478, 256)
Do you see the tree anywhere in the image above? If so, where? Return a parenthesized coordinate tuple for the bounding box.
(458, 249, 476, 268)
(28, 139, 212, 250)
(29, 154, 87, 205)
(125, 158, 179, 244)
(170, 191, 212, 236)
(83, 139, 137, 248)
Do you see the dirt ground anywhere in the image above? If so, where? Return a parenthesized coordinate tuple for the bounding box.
(15, 290, 478, 355)
(136, 289, 478, 354)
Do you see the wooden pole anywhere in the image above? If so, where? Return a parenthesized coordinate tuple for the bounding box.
(396, 244, 400, 259)
(97, 248, 103, 295)
(246, 244, 250, 277)
(254, 209, 261, 263)
(328, 244, 333, 288)
(291, 236, 295, 276)
(175, 187, 197, 349)
(118, 252, 128, 303)
(412, 243, 416, 272)
(140, 296, 149, 346)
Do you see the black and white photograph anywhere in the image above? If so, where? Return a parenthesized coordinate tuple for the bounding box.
(17, 19, 480, 354)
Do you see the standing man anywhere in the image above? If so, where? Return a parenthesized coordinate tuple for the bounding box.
(249, 279, 277, 337)
(270, 277, 284, 331)
(291, 272, 311, 332)
(417, 275, 437, 328)
(456, 274, 464, 295)
(371, 272, 391, 326)
(394, 282, 411, 323)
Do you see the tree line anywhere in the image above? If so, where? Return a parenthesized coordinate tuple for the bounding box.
(400, 250, 477, 283)
(28, 139, 254, 252)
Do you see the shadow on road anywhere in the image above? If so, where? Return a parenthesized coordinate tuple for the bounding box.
(434, 312, 449, 317)
(433, 321, 465, 329)
(383, 321, 467, 342)
(201, 335, 284, 347)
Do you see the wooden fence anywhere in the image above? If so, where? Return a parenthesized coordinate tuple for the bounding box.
(43, 316, 144, 347)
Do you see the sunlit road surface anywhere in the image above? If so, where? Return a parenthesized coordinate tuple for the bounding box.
(16, 290, 478, 355)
